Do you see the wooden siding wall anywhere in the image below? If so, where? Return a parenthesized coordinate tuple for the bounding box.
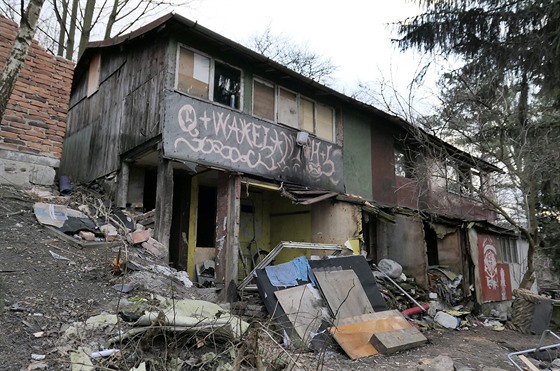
(61, 41, 169, 182)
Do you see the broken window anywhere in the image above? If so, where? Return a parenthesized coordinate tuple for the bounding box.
(446, 162, 483, 198)
(176, 46, 242, 109)
(213, 61, 241, 109)
(177, 47, 210, 99)
(394, 148, 414, 178)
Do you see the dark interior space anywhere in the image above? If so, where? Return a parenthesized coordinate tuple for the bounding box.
(197, 185, 217, 247)
(424, 222, 439, 266)
(169, 171, 191, 270)
(143, 169, 157, 211)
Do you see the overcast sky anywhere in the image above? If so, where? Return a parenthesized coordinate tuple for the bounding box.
(178, 0, 440, 115)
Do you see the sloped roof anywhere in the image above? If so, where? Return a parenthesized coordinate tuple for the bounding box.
(79, 12, 500, 173)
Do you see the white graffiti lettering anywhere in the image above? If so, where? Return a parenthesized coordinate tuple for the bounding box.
(173, 103, 341, 185)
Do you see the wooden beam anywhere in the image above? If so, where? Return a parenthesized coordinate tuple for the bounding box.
(298, 192, 338, 205)
(216, 174, 240, 302)
(518, 355, 539, 371)
(115, 161, 129, 209)
(154, 157, 173, 262)
(187, 176, 198, 281)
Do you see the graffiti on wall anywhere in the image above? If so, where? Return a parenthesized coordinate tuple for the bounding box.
(163, 96, 344, 191)
(477, 234, 512, 302)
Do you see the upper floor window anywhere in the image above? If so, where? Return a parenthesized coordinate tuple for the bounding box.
(446, 162, 481, 197)
(177, 46, 241, 109)
(500, 238, 518, 264)
(394, 148, 414, 178)
(254, 79, 335, 142)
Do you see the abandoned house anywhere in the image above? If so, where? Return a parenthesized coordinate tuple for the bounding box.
(59, 12, 528, 305)
(0, 15, 74, 187)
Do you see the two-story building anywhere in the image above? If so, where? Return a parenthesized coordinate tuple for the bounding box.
(60, 13, 527, 305)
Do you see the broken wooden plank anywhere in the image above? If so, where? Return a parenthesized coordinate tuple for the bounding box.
(329, 321, 379, 359)
(298, 192, 338, 205)
(369, 326, 427, 355)
(518, 355, 539, 371)
(330, 310, 424, 359)
(274, 284, 325, 344)
(313, 268, 374, 321)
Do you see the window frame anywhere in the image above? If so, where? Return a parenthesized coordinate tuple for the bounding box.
(499, 237, 519, 264)
(175, 45, 243, 111)
(252, 78, 276, 122)
(255, 76, 336, 142)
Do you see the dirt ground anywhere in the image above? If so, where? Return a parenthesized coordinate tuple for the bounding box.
(0, 184, 558, 371)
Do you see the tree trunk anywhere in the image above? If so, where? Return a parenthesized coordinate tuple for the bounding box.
(65, 0, 79, 60)
(55, 0, 69, 57)
(0, 0, 45, 120)
(78, 0, 96, 58)
(104, 0, 119, 39)
(517, 74, 537, 289)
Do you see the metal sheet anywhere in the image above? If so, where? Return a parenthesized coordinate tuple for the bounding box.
(163, 92, 344, 192)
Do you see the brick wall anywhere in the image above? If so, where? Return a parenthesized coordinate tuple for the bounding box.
(0, 16, 74, 160)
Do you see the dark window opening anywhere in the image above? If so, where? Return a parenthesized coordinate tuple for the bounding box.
(394, 147, 415, 179)
(214, 62, 241, 109)
(424, 222, 439, 266)
(197, 186, 217, 247)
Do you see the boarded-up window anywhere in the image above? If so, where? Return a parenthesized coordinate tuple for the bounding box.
(278, 88, 298, 128)
(316, 103, 334, 141)
(300, 98, 315, 133)
(214, 61, 241, 109)
(177, 47, 210, 99)
(87, 54, 101, 97)
(253, 80, 275, 121)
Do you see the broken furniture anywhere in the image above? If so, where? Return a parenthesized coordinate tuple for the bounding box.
(238, 241, 342, 290)
(507, 330, 560, 370)
(253, 253, 427, 358)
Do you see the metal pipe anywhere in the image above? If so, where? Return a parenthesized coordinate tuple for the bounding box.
(372, 263, 427, 312)
(507, 330, 560, 370)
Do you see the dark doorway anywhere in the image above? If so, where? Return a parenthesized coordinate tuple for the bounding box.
(143, 169, 157, 211)
(169, 171, 191, 270)
(424, 222, 439, 266)
(362, 212, 377, 263)
(197, 186, 217, 247)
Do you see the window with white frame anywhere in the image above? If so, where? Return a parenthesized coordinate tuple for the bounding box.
(500, 238, 518, 263)
(253, 79, 335, 142)
(177, 46, 242, 109)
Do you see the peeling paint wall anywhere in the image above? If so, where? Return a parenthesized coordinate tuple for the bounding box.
(311, 201, 361, 245)
(377, 213, 428, 287)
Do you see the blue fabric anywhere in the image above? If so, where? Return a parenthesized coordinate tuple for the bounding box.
(292, 256, 316, 287)
(265, 256, 315, 287)
(265, 261, 298, 287)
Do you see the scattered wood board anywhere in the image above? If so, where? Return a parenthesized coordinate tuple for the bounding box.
(274, 284, 325, 343)
(313, 268, 374, 321)
(518, 355, 539, 371)
(329, 321, 379, 359)
(329, 310, 425, 359)
(369, 326, 427, 355)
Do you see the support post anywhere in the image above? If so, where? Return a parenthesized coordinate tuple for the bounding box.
(116, 161, 129, 209)
(215, 173, 240, 303)
(154, 157, 173, 262)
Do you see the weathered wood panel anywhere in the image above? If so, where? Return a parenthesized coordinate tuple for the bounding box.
(63, 39, 169, 182)
(313, 269, 374, 321)
(162, 92, 344, 192)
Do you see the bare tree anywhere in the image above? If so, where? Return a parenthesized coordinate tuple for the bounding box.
(0, 0, 45, 119)
(247, 25, 337, 85)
